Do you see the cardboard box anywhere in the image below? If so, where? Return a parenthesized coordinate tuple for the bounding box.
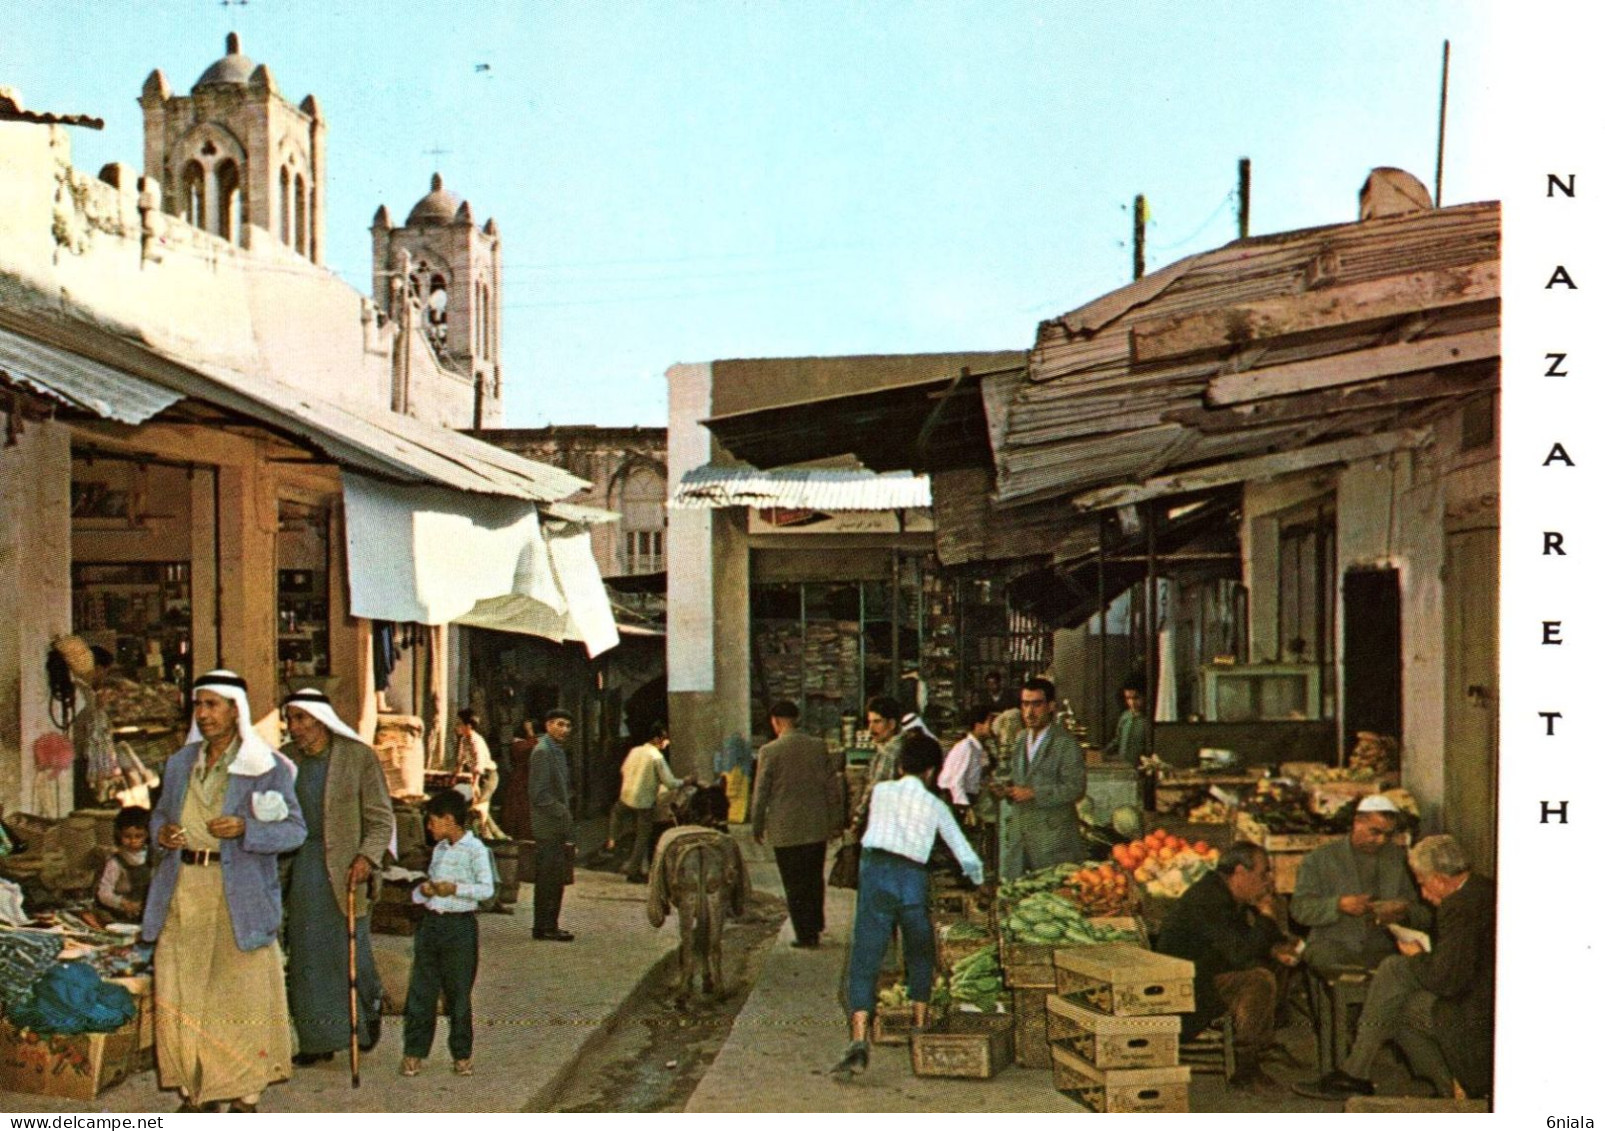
(1046, 993, 1181, 1069)
(1052, 943, 1195, 1017)
(0, 1019, 139, 1101)
(1050, 1043, 1191, 1112)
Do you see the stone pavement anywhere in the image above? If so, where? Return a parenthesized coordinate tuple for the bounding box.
(3, 829, 681, 1115)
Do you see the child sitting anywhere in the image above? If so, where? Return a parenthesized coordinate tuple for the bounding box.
(400, 789, 495, 1079)
(96, 806, 152, 921)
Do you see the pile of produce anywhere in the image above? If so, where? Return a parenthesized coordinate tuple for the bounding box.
(941, 920, 991, 943)
(1110, 829, 1219, 898)
(879, 976, 950, 1010)
(1347, 732, 1399, 776)
(1184, 795, 1233, 824)
(1000, 889, 1142, 947)
(1062, 862, 1134, 916)
(998, 860, 1085, 901)
(1239, 787, 1348, 836)
(946, 944, 1006, 1013)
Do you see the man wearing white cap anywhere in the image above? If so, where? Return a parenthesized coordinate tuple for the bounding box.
(1291, 794, 1430, 971)
(281, 688, 395, 1066)
(142, 670, 307, 1112)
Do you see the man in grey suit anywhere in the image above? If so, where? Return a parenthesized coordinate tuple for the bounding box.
(998, 677, 1085, 881)
(1291, 794, 1430, 970)
(528, 709, 575, 941)
(752, 701, 844, 948)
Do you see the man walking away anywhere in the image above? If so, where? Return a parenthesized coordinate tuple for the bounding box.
(751, 701, 844, 949)
(613, 723, 683, 883)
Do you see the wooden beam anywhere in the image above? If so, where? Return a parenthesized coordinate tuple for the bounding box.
(1130, 261, 1498, 363)
(1164, 364, 1497, 433)
(1206, 328, 1499, 407)
(1071, 429, 1428, 510)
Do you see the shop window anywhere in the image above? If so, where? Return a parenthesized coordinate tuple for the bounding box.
(277, 499, 332, 689)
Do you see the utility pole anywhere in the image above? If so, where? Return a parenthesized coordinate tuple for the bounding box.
(1238, 158, 1252, 239)
(1133, 194, 1148, 280)
(1435, 40, 1451, 207)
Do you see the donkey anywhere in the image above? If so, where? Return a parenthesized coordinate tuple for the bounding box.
(646, 824, 749, 1006)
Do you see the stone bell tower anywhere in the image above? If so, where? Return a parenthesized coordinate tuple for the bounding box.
(371, 173, 504, 425)
(139, 32, 326, 262)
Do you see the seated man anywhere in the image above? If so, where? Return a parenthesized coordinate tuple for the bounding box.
(1307, 834, 1495, 1101)
(1291, 795, 1430, 971)
(1156, 841, 1302, 1093)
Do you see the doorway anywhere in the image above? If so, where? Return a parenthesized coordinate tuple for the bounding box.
(1342, 568, 1403, 751)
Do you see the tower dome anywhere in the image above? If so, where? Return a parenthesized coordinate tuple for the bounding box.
(193, 33, 256, 90)
(406, 173, 465, 227)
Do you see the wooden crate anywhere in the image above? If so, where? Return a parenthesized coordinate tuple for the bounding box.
(1050, 1043, 1191, 1112)
(1234, 813, 1342, 853)
(872, 1001, 948, 1045)
(0, 1019, 140, 1101)
(1012, 987, 1052, 1069)
(909, 1011, 1014, 1079)
(1046, 994, 1181, 1069)
(1052, 944, 1195, 1017)
(937, 924, 996, 971)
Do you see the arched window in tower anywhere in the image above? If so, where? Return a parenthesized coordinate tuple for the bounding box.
(279, 166, 292, 245)
(181, 160, 206, 229)
(423, 273, 450, 351)
(214, 159, 241, 245)
(619, 464, 667, 575)
(294, 174, 308, 256)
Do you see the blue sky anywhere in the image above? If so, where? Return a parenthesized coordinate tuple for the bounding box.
(5, 2, 1497, 427)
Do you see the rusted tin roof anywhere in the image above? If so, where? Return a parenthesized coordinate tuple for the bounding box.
(989, 199, 1501, 508)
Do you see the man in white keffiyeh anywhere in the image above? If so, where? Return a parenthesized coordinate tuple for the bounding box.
(142, 671, 307, 1112)
(280, 688, 395, 1065)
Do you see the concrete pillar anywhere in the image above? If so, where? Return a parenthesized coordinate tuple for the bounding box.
(0, 421, 73, 816)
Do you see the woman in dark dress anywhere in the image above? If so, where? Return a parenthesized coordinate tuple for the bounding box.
(500, 719, 537, 842)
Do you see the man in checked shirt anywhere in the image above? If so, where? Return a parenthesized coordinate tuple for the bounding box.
(831, 731, 986, 1079)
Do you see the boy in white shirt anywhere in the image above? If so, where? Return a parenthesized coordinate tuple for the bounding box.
(401, 789, 495, 1079)
(833, 732, 986, 1079)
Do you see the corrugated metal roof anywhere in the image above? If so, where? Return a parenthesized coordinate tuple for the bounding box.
(0, 327, 182, 423)
(0, 311, 587, 504)
(987, 199, 1501, 508)
(670, 463, 932, 511)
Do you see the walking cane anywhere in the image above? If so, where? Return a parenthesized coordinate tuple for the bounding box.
(347, 872, 361, 1088)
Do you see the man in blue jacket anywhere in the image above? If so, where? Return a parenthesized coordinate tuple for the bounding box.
(143, 670, 307, 1113)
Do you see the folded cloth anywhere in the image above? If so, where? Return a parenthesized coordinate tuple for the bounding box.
(8, 960, 136, 1035)
(0, 929, 64, 1010)
(251, 789, 290, 822)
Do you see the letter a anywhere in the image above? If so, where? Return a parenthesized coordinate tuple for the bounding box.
(1547, 265, 1578, 289)
(1544, 443, 1575, 466)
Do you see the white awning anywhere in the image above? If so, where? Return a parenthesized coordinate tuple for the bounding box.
(670, 463, 932, 511)
(343, 474, 619, 657)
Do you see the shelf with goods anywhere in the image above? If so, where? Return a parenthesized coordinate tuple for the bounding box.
(276, 568, 330, 686)
(71, 561, 194, 691)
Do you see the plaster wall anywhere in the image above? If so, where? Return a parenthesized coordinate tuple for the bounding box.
(0, 421, 73, 816)
(0, 120, 475, 430)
